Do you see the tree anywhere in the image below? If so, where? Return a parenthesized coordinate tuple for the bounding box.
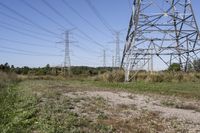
(168, 63, 181, 72)
(193, 59, 200, 72)
(1, 62, 10, 72)
(21, 66, 30, 75)
(44, 64, 51, 75)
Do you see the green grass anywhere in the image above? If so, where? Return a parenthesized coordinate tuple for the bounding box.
(37, 78, 200, 99)
(64, 79, 200, 99)
(0, 80, 117, 133)
(0, 83, 37, 133)
(1, 78, 200, 132)
(29, 78, 200, 99)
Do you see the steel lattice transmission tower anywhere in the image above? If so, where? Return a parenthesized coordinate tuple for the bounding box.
(64, 31, 71, 76)
(122, 0, 200, 81)
(115, 31, 121, 67)
(103, 49, 106, 67)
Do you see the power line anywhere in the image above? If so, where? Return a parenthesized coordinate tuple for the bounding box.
(0, 49, 43, 56)
(0, 1, 106, 57)
(0, 1, 59, 36)
(84, 0, 114, 33)
(0, 10, 58, 38)
(0, 49, 62, 57)
(72, 54, 100, 65)
(0, 24, 54, 43)
(41, 0, 105, 48)
(72, 43, 100, 54)
(61, 0, 109, 37)
(127, 0, 132, 11)
(41, 0, 73, 26)
(0, 45, 62, 56)
(0, 20, 55, 38)
(108, 30, 124, 67)
(20, 0, 66, 29)
(0, 10, 58, 39)
(0, 37, 57, 48)
(0, 10, 32, 26)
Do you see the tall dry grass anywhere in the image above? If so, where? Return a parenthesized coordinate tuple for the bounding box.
(95, 70, 200, 83)
(94, 70, 125, 82)
(0, 71, 18, 88)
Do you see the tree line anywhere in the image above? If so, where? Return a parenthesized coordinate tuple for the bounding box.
(1, 59, 200, 76)
(0, 63, 114, 76)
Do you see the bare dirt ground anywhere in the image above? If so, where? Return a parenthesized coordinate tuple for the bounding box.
(64, 90, 200, 133)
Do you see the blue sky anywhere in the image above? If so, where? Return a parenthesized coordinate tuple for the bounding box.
(0, 0, 200, 69)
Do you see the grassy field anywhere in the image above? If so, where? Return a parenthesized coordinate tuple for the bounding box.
(1, 78, 200, 132)
(66, 79, 200, 100)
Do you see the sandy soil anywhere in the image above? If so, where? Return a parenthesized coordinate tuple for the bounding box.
(64, 91, 200, 132)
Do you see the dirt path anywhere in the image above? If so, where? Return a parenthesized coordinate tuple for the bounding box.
(64, 91, 200, 132)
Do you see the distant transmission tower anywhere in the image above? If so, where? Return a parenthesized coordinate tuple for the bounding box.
(122, 0, 200, 81)
(112, 55, 115, 68)
(103, 49, 106, 67)
(110, 31, 123, 67)
(64, 31, 71, 76)
(115, 31, 121, 67)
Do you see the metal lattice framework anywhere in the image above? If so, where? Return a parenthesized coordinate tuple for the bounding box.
(122, 0, 200, 81)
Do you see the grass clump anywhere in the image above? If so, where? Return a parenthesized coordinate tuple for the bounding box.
(95, 70, 124, 82)
(95, 70, 200, 83)
(0, 71, 18, 88)
(145, 73, 164, 82)
(0, 82, 37, 133)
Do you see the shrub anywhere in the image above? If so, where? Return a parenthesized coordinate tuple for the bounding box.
(93, 70, 200, 83)
(133, 72, 148, 81)
(162, 72, 174, 82)
(194, 73, 200, 79)
(173, 73, 183, 82)
(111, 70, 125, 82)
(145, 73, 164, 82)
(95, 70, 124, 82)
(168, 63, 181, 72)
(0, 71, 18, 88)
(194, 59, 200, 72)
(182, 73, 197, 82)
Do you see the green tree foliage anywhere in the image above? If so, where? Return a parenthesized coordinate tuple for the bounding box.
(0, 63, 10, 72)
(194, 59, 200, 72)
(168, 63, 181, 72)
(0, 63, 114, 77)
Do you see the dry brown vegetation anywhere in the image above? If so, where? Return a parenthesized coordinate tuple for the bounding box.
(0, 71, 18, 88)
(95, 70, 200, 83)
(1, 73, 200, 132)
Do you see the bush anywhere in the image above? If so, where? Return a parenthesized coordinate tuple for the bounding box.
(133, 72, 148, 81)
(146, 73, 164, 82)
(94, 70, 200, 83)
(111, 70, 125, 82)
(194, 59, 200, 72)
(168, 63, 181, 72)
(162, 72, 174, 82)
(0, 71, 18, 88)
(173, 73, 183, 82)
(95, 70, 124, 82)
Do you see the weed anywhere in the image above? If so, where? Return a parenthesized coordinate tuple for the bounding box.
(97, 111, 108, 120)
(1, 79, 200, 132)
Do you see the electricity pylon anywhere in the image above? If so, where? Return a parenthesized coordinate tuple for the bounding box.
(57, 29, 74, 76)
(103, 49, 106, 67)
(64, 31, 71, 76)
(115, 31, 121, 67)
(109, 31, 124, 67)
(122, 0, 200, 81)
